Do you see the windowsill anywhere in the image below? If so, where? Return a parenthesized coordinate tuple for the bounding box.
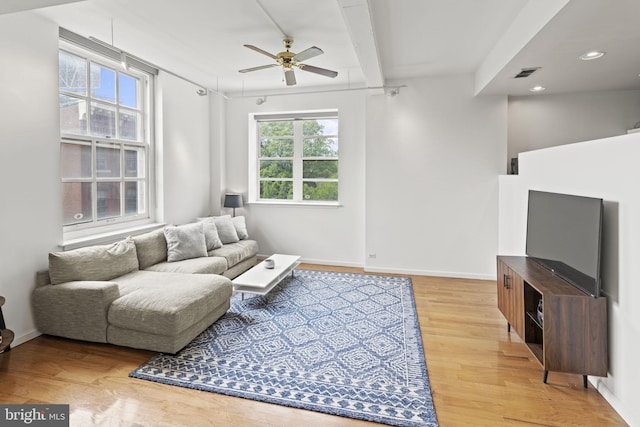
(61, 222, 165, 251)
(246, 201, 343, 208)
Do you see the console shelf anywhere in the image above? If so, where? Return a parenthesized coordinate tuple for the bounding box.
(497, 256, 608, 387)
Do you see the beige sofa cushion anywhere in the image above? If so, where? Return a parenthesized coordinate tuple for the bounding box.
(208, 240, 258, 269)
(49, 238, 139, 285)
(107, 271, 232, 336)
(131, 228, 167, 269)
(145, 256, 227, 275)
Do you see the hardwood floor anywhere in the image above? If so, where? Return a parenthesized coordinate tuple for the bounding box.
(0, 264, 627, 426)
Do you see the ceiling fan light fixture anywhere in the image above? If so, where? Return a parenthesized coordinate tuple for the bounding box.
(239, 38, 338, 86)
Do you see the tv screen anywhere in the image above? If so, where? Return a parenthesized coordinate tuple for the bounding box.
(526, 190, 603, 297)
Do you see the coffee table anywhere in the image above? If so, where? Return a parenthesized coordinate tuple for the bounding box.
(232, 254, 301, 299)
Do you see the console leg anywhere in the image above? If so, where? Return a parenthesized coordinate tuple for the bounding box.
(583, 375, 588, 389)
(543, 370, 549, 383)
(507, 323, 511, 333)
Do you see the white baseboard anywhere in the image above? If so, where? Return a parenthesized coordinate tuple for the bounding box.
(259, 254, 497, 280)
(11, 329, 41, 347)
(364, 265, 496, 281)
(258, 254, 364, 269)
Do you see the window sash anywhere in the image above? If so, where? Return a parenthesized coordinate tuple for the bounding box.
(60, 40, 153, 233)
(254, 112, 338, 203)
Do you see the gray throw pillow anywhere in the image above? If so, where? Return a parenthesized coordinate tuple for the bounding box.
(196, 217, 223, 250)
(164, 223, 208, 262)
(214, 215, 239, 244)
(232, 216, 249, 240)
(49, 238, 139, 285)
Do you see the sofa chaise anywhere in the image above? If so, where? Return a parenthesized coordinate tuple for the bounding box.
(32, 216, 258, 353)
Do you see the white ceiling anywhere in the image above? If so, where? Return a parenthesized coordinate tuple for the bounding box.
(5, 0, 640, 97)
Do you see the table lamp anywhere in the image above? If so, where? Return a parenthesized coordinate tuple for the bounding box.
(223, 193, 243, 217)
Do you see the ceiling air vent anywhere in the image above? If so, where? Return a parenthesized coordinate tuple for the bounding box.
(514, 67, 541, 78)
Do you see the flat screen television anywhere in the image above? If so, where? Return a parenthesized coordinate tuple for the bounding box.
(526, 190, 603, 297)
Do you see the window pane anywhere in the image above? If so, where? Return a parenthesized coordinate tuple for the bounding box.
(259, 121, 293, 137)
(62, 182, 92, 225)
(124, 146, 145, 177)
(260, 160, 293, 178)
(97, 182, 121, 219)
(119, 109, 141, 141)
(119, 73, 138, 108)
(303, 182, 338, 201)
(260, 181, 293, 200)
(303, 137, 338, 157)
(124, 181, 144, 216)
(60, 95, 88, 135)
(303, 160, 338, 179)
(61, 143, 91, 179)
(90, 63, 116, 103)
(260, 138, 294, 157)
(96, 144, 121, 178)
(303, 119, 338, 136)
(59, 51, 87, 95)
(90, 103, 116, 138)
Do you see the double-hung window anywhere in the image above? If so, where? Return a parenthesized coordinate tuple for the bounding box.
(59, 41, 153, 234)
(251, 111, 339, 203)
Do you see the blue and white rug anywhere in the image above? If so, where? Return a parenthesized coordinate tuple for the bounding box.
(130, 270, 438, 426)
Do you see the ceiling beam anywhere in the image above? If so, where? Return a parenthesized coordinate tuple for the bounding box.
(337, 0, 384, 93)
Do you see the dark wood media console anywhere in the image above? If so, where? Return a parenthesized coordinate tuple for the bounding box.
(497, 256, 608, 387)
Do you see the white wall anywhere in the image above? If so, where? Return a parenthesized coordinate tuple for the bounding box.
(223, 91, 366, 266)
(508, 90, 640, 165)
(0, 12, 62, 345)
(498, 133, 640, 426)
(0, 11, 214, 345)
(364, 75, 507, 279)
(156, 73, 212, 224)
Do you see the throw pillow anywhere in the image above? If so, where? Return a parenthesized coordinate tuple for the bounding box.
(213, 215, 239, 244)
(164, 223, 208, 262)
(232, 216, 249, 240)
(49, 238, 139, 285)
(196, 217, 223, 250)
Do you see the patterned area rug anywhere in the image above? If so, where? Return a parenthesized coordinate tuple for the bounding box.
(130, 270, 438, 426)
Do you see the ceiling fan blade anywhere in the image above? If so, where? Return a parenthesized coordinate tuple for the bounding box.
(244, 44, 278, 60)
(293, 46, 324, 62)
(284, 68, 296, 86)
(239, 64, 279, 73)
(298, 64, 338, 78)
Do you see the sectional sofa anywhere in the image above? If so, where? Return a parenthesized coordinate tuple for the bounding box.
(32, 215, 258, 353)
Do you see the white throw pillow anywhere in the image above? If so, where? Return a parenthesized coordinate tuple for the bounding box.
(164, 223, 208, 262)
(196, 217, 223, 250)
(213, 215, 239, 244)
(232, 216, 249, 240)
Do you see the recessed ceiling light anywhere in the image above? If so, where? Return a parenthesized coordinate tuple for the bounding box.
(529, 85, 546, 92)
(580, 51, 605, 60)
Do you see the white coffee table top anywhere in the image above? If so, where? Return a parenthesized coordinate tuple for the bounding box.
(232, 254, 301, 295)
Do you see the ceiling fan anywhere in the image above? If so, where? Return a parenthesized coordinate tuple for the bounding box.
(239, 38, 338, 86)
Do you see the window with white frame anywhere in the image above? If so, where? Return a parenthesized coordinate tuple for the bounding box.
(58, 42, 153, 232)
(251, 111, 339, 203)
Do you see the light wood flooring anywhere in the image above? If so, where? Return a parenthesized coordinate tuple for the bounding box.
(0, 264, 627, 426)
